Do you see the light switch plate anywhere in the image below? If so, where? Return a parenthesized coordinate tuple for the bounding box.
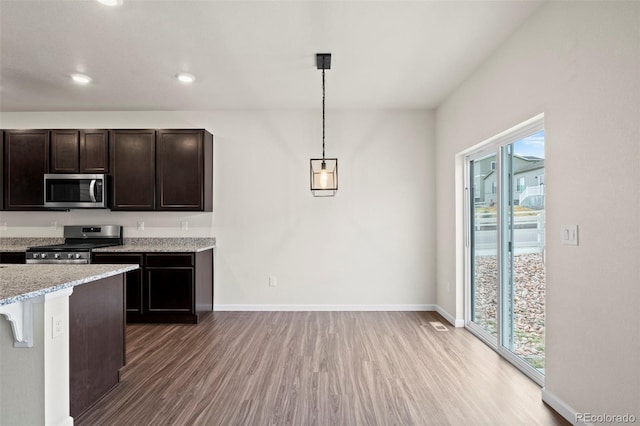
(561, 224, 579, 245)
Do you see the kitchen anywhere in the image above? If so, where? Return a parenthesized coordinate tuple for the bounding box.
(1, 0, 639, 425)
(0, 126, 216, 423)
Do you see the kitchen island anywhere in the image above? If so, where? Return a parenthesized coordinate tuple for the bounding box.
(0, 263, 138, 426)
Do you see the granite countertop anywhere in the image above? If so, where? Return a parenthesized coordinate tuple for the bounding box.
(0, 237, 216, 253)
(0, 237, 64, 252)
(93, 237, 216, 253)
(0, 264, 139, 306)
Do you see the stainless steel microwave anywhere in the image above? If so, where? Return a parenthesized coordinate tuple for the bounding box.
(43, 173, 107, 208)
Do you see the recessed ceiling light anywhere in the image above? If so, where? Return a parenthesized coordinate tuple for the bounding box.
(177, 72, 195, 83)
(71, 73, 92, 85)
(96, 0, 123, 6)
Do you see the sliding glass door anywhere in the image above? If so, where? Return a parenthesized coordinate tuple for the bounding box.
(500, 134, 546, 378)
(468, 151, 499, 345)
(465, 118, 545, 384)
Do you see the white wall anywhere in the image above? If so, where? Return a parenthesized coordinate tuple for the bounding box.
(0, 110, 436, 308)
(436, 1, 639, 420)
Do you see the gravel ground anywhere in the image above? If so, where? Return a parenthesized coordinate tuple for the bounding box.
(473, 253, 545, 367)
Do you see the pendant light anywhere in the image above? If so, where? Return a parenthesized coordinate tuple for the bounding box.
(310, 53, 338, 197)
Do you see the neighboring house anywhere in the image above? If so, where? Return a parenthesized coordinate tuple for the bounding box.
(474, 155, 544, 208)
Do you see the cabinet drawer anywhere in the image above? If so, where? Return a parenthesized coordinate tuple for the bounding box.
(145, 253, 194, 267)
(93, 253, 144, 265)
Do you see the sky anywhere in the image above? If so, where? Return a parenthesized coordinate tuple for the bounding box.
(514, 130, 545, 159)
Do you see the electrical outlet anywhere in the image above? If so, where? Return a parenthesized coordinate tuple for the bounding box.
(180, 220, 189, 231)
(137, 221, 145, 231)
(52, 315, 63, 338)
(269, 275, 277, 287)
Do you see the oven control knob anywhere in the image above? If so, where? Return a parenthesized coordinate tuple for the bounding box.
(41, 253, 48, 259)
(75, 253, 82, 259)
(67, 253, 74, 259)
(54, 253, 60, 259)
(33, 253, 40, 259)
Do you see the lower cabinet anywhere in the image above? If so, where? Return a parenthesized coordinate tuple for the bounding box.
(92, 249, 213, 324)
(0, 252, 26, 263)
(90, 253, 143, 315)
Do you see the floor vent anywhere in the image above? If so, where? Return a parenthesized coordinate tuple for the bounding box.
(429, 321, 448, 332)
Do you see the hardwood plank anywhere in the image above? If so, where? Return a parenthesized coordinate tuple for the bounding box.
(76, 312, 569, 426)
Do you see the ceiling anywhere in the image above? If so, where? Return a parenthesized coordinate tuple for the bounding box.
(0, 0, 541, 112)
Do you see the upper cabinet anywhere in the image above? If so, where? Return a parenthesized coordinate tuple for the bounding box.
(50, 129, 109, 173)
(4, 130, 49, 210)
(80, 130, 109, 173)
(50, 130, 80, 172)
(156, 129, 213, 212)
(110, 129, 156, 211)
(1, 128, 213, 211)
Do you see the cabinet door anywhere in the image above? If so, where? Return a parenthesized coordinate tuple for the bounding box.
(4, 130, 49, 210)
(110, 129, 156, 210)
(92, 253, 144, 314)
(156, 129, 212, 211)
(50, 130, 80, 173)
(80, 130, 109, 173)
(146, 267, 194, 313)
(156, 129, 203, 211)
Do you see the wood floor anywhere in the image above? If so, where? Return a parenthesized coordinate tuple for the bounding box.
(77, 311, 569, 426)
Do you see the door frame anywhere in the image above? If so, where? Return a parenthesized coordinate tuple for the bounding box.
(463, 114, 545, 386)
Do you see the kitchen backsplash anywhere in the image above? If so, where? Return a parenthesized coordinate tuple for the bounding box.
(0, 210, 214, 238)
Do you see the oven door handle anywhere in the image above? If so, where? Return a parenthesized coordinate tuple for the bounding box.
(89, 179, 97, 202)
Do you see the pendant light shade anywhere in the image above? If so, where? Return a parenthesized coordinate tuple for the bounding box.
(310, 53, 338, 197)
(310, 158, 338, 194)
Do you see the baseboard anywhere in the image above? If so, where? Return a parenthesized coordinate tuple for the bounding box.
(214, 304, 436, 312)
(542, 388, 580, 425)
(57, 416, 74, 426)
(434, 305, 465, 327)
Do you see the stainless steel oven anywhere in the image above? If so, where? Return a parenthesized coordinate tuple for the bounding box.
(26, 225, 123, 264)
(44, 173, 107, 209)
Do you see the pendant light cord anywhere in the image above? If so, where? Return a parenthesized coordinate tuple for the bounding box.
(322, 67, 325, 161)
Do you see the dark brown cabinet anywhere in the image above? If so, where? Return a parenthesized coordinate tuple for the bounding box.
(110, 129, 156, 210)
(156, 129, 213, 211)
(80, 129, 109, 173)
(92, 249, 213, 324)
(1, 127, 212, 211)
(50, 129, 109, 173)
(69, 273, 125, 419)
(146, 254, 194, 313)
(91, 253, 143, 315)
(0, 252, 26, 264)
(50, 130, 80, 172)
(3, 130, 49, 210)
